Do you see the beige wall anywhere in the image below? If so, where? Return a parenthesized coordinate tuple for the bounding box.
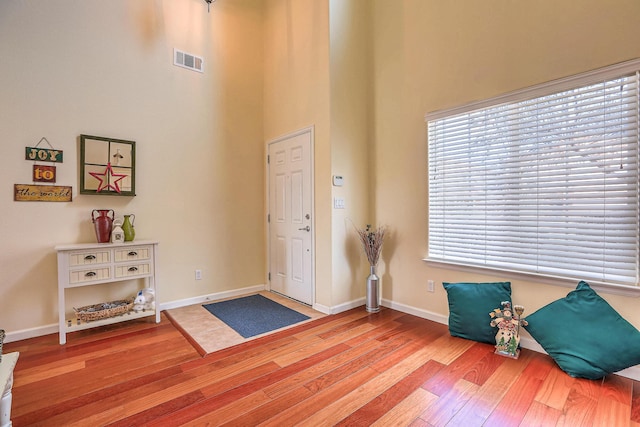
(262, 0, 374, 309)
(371, 0, 640, 328)
(263, 0, 333, 307)
(329, 0, 374, 305)
(0, 0, 265, 333)
(2, 0, 640, 340)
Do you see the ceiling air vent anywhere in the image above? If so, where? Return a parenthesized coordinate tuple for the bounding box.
(174, 48, 204, 73)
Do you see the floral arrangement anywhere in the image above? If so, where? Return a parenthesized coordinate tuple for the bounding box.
(356, 224, 386, 266)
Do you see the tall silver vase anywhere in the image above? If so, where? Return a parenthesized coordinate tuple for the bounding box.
(366, 265, 380, 313)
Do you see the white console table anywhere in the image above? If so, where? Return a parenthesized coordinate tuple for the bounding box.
(56, 240, 160, 345)
(0, 352, 19, 427)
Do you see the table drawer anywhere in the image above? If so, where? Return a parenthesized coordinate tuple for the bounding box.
(115, 263, 150, 278)
(69, 250, 110, 266)
(70, 267, 111, 284)
(114, 246, 151, 262)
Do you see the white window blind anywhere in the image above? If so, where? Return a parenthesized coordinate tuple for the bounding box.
(427, 66, 640, 287)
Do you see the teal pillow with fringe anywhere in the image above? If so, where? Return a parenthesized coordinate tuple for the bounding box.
(443, 281, 512, 344)
(524, 281, 640, 379)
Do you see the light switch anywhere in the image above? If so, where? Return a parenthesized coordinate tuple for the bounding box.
(334, 197, 345, 209)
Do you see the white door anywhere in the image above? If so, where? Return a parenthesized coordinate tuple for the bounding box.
(268, 128, 314, 305)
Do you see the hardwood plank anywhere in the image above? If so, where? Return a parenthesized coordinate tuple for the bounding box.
(96, 362, 281, 426)
(13, 364, 187, 425)
(519, 401, 563, 427)
(216, 385, 315, 426)
(304, 336, 413, 394)
(444, 349, 535, 426)
(272, 322, 378, 366)
(369, 337, 437, 374)
(422, 342, 494, 396)
(257, 367, 381, 426)
(371, 387, 439, 427)
(427, 335, 476, 366)
(289, 309, 374, 341)
(408, 418, 432, 427)
(201, 343, 350, 398)
(343, 319, 401, 345)
(420, 378, 479, 426)
(534, 362, 576, 410)
(6, 305, 640, 426)
(12, 325, 198, 416)
(557, 388, 598, 427)
(601, 374, 634, 406)
(105, 391, 205, 427)
(13, 360, 85, 387)
(633, 380, 640, 423)
(12, 354, 194, 421)
(13, 322, 181, 371)
(140, 344, 350, 426)
(261, 338, 383, 398)
(571, 376, 606, 401)
(177, 334, 300, 372)
(181, 390, 273, 426)
(483, 354, 553, 426)
(593, 396, 631, 427)
(335, 359, 444, 425)
(372, 314, 436, 342)
(295, 344, 448, 426)
(462, 347, 506, 387)
(316, 314, 382, 339)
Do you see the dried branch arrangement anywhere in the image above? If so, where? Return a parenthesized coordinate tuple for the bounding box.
(356, 224, 386, 266)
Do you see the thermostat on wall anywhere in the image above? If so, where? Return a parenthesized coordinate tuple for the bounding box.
(332, 175, 344, 186)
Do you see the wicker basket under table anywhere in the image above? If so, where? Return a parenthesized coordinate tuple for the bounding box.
(73, 299, 134, 322)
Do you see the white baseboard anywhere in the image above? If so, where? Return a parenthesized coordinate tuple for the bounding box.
(381, 298, 640, 382)
(159, 284, 266, 311)
(4, 324, 58, 344)
(381, 298, 449, 324)
(320, 297, 366, 315)
(311, 303, 332, 315)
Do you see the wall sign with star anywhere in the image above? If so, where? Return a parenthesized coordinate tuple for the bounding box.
(80, 134, 136, 196)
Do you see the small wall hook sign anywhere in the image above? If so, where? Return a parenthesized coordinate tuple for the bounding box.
(25, 137, 63, 163)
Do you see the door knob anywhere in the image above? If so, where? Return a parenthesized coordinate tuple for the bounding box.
(298, 226, 310, 232)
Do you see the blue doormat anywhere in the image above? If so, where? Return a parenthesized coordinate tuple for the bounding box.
(202, 294, 311, 338)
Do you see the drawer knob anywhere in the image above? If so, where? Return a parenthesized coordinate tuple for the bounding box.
(84, 255, 96, 260)
(128, 251, 138, 256)
(85, 271, 97, 277)
(128, 266, 138, 272)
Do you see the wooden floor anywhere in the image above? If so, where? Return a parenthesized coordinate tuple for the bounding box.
(5, 307, 640, 426)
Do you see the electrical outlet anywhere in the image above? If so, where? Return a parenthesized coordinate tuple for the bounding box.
(427, 279, 435, 293)
(195, 269, 202, 280)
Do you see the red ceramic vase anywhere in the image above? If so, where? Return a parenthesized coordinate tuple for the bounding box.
(92, 209, 114, 243)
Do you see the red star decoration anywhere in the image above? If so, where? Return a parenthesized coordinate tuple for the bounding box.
(89, 162, 127, 193)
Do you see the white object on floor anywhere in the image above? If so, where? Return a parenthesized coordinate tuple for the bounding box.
(0, 352, 19, 427)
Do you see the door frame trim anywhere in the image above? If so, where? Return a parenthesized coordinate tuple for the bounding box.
(265, 125, 315, 306)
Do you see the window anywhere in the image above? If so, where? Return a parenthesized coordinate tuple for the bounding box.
(426, 60, 640, 288)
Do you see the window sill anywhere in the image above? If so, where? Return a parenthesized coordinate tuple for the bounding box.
(422, 258, 640, 297)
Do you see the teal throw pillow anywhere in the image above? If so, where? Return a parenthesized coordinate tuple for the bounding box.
(442, 281, 512, 344)
(524, 281, 640, 379)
